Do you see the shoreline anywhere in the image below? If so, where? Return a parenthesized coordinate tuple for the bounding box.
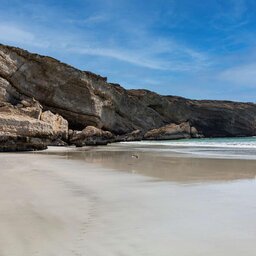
(42, 138, 256, 160)
(40, 144, 256, 183)
(1, 145, 256, 255)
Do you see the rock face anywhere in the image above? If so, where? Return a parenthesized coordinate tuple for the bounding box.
(40, 110, 68, 142)
(69, 126, 114, 146)
(0, 135, 47, 152)
(0, 43, 256, 151)
(128, 90, 256, 137)
(0, 101, 68, 151)
(0, 103, 52, 151)
(144, 122, 202, 140)
(121, 130, 144, 142)
(0, 44, 161, 134)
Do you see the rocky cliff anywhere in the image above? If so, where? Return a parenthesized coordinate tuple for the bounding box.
(0, 44, 256, 151)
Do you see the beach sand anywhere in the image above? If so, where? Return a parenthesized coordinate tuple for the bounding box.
(0, 145, 256, 256)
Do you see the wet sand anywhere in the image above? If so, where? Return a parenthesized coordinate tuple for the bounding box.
(0, 145, 256, 255)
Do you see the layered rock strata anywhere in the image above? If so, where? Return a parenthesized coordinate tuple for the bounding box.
(0, 44, 256, 151)
(0, 103, 52, 151)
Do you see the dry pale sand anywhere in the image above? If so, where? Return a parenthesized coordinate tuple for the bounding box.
(0, 146, 256, 256)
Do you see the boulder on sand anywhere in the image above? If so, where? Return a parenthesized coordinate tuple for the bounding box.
(69, 126, 114, 146)
(144, 122, 202, 140)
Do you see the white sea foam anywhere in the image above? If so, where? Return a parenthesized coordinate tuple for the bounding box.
(122, 137, 256, 149)
(120, 137, 256, 159)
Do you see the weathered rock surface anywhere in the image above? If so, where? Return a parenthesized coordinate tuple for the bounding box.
(0, 102, 69, 151)
(70, 126, 114, 146)
(0, 44, 163, 134)
(40, 110, 68, 142)
(0, 135, 47, 152)
(0, 103, 52, 151)
(122, 129, 144, 142)
(144, 122, 202, 140)
(114, 129, 144, 142)
(18, 98, 42, 119)
(0, 43, 256, 151)
(128, 90, 256, 137)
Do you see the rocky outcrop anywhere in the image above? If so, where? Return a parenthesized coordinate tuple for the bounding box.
(121, 130, 144, 142)
(128, 90, 256, 137)
(40, 110, 68, 143)
(18, 98, 42, 119)
(0, 101, 69, 151)
(144, 122, 202, 140)
(0, 43, 256, 152)
(0, 44, 164, 134)
(0, 135, 47, 152)
(0, 103, 52, 151)
(69, 126, 114, 146)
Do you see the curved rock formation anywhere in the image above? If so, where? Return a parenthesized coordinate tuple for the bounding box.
(0, 44, 164, 134)
(0, 43, 256, 151)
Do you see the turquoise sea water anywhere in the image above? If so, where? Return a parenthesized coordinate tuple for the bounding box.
(122, 137, 256, 159)
(135, 136, 256, 148)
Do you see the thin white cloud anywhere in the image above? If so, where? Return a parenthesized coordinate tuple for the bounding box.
(0, 22, 210, 73)
(0, 0, 211, 74)
(219, 63, 256, 87)
(68, 46, 171, 70)
(0, 23, 47, 48)
(0, 24, 34, 43)
(68, 45, 209, 72)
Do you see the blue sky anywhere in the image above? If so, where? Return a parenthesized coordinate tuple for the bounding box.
(0, 0, 255, 102)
